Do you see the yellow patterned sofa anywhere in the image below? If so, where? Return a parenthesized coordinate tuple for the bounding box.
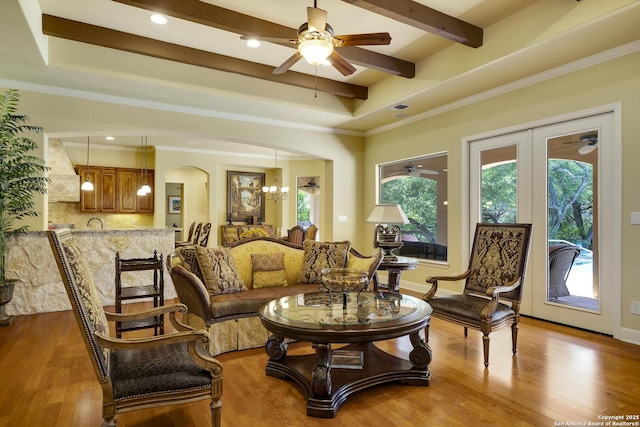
(168, 236, 382, 355)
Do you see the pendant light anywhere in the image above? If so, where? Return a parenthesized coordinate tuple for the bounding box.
(80, 136, 94, 191)
(141, 136, 151, 194)
(137, 136, 150, 196)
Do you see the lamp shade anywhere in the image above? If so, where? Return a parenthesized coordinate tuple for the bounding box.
(366, 204, 409, 224)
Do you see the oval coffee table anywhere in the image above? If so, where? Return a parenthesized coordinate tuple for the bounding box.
(259, 292, 433, 418)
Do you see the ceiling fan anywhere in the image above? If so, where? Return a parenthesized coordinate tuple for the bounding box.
(562, 133, 598, 155)
(389, 164, 439, 177)
(300, 179, 320, 189)
(240, 1, 391, 76)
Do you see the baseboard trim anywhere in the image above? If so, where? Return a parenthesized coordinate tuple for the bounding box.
(620, 327, 640, 346)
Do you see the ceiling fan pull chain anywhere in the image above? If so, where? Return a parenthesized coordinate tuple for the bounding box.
(314, 66, 319, 98)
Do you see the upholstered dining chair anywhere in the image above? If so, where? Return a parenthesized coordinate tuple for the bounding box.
(423, 223, 532, 368)
(47, 229, 222, 427)
(199, 222, 212, 247)
(287, 225, 305, 246)
(192, 222, 203, 245)
(175, 221, 196, 248)
(306, 224, 318, 241)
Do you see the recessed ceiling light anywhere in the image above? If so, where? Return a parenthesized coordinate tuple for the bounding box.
(105, 136, 114, 140)
(187, 141, 197, 145)
(394, 113, 409, 119)
(246, 39, 261, 48)
(150, 14, 168, 25)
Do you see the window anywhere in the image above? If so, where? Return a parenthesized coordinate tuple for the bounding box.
(379, 153, 448, 261)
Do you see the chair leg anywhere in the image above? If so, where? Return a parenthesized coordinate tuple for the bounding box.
(511, 322, 519, 355)
(211, 398, 222, 427)
(102, 418, 117, 427)
(482, 333, 490, 368)
(464, 326, 468, 337)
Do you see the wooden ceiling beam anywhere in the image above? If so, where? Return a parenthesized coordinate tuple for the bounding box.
(112, 0, 415, 78)
(42, 15, 368, 100)
(342, 0, 483, 48)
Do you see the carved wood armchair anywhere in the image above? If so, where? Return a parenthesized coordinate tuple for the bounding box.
(47, 229, 222, 427)
(423, 223, 532, 368)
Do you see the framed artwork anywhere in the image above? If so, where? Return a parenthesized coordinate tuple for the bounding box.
(168, 196, 182, 214)
(227, 171, 265, 223)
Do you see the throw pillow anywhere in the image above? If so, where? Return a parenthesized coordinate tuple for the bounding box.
(195, 246, 247, 295)
(251, 253, 288, 288)
(347, 253, 382, 279)
(298, 240, 351, 284)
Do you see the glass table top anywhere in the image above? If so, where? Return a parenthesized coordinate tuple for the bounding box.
(264, 292, 430, 328)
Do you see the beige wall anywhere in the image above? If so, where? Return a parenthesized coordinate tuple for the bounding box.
(364, 51, 640, 334)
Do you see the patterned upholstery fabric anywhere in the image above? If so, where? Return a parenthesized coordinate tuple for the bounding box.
(61, 237, 110, 362)
(195, 246, 247, 295)
(228, 240, 305, 289)
(298, 240, 351, 284)
(466, 225, 529, 301)
(239, 227, 269, 239)
(173, 247, 205, 283)
(110, 342, 211, 400)
(251, 253, 287, 288)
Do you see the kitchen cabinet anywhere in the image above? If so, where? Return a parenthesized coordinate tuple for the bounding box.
(78, 166, 154, 213)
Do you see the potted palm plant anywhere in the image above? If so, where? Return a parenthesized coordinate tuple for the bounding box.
(0, 89, 49, 326)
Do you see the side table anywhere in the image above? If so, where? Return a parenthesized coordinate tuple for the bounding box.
(373, 256, 418, 293)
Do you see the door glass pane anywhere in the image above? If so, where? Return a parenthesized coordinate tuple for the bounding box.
(547, 131, 598, 310)
(480, 145, 517, 223)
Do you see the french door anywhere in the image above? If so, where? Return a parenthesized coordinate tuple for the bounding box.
(469, 112, 618, 335)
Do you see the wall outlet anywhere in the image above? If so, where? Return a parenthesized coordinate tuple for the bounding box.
(632, 301, 640, 316)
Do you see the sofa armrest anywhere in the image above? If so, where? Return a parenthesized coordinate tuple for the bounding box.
(169, 265, 214, 324)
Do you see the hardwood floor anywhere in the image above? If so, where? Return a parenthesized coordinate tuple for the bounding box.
(1, 304, 639, 427)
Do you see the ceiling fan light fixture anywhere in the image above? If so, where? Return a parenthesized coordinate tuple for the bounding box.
(299, 38, 334, 65)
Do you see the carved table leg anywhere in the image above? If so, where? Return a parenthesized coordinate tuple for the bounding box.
(409, 331, 432, 369)
(265, 335, 288, 360)
(311, 343, 332, 397)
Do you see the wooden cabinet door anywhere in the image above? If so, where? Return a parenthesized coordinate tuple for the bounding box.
(137, 170, 154, 213)
(100, 169, 118, 213)
(78, 168, 100, 212)
(118, 170, 138, 213)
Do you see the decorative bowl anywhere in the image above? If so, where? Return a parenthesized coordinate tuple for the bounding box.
(320, 268, 369, 293)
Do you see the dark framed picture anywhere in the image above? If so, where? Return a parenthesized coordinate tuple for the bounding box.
(168, 196, 182, 214)
(227, 171, 265, 223)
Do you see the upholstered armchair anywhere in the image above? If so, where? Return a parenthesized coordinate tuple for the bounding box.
(306, 224, 318, 241)
(47, 229, 222, 427)
(423, 223, 532, 368)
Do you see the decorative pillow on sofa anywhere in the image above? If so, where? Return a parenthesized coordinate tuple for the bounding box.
(298, 240, 351, 284)
(173, 247, 205, 283)
(251, 253, 288, 288)
(195, 246, 247, 295)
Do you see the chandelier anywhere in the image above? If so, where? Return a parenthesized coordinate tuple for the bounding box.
(262, 150, 289, 202)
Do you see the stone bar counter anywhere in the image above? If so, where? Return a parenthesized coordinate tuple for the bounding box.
(5, 229, 176, 316)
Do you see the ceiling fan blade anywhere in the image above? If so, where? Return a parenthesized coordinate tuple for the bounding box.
(307, 7, 327, 32)
(327, 50, 356, 76)
(578, 144, 597, 155)
(240, 35, 298, 45)
(273, 52, 303, 75)
(418, 169, 439, 175)
(334, 33, 392, 46)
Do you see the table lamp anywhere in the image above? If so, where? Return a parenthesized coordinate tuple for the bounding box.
(366, 204, 409, 262)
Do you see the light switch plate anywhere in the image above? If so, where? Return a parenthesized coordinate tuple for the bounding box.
(631, 212, 640, 225)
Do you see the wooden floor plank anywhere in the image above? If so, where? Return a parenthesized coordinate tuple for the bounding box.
(1, 304, 639, 426)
